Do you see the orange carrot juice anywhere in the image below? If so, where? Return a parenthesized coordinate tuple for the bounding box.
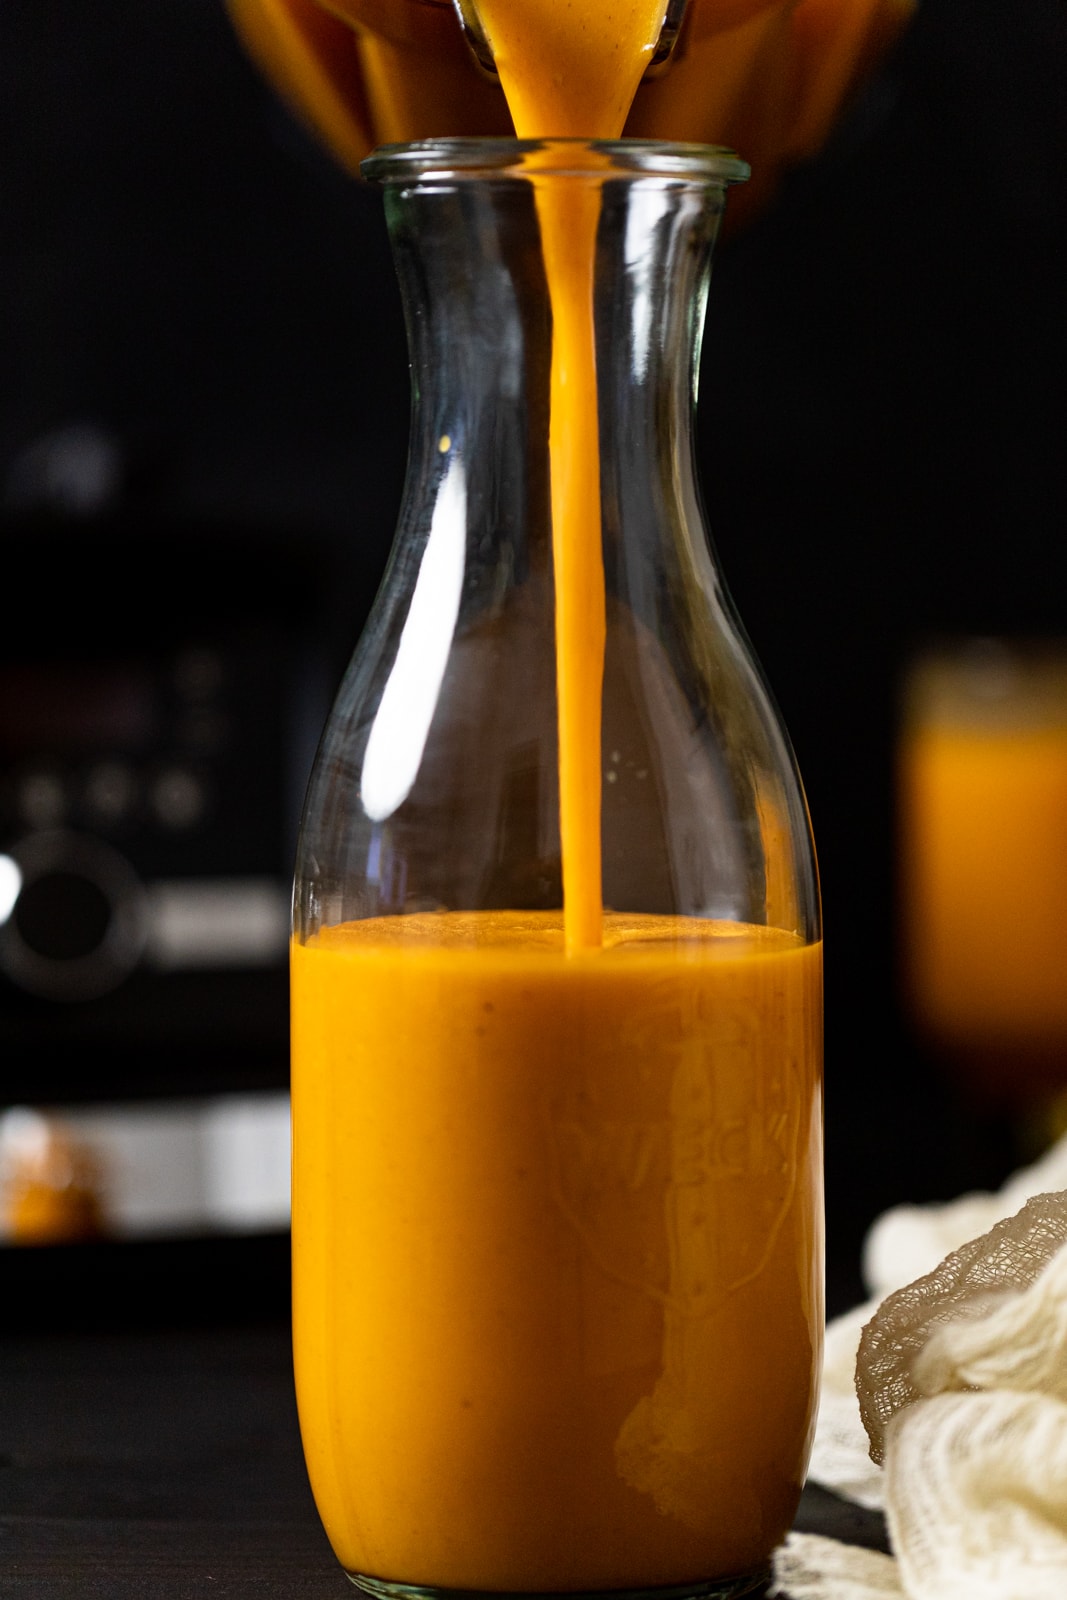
(226, 0, 915, 228)
(291, 913, 822, 1589)
(898, 647, 1067, 1098)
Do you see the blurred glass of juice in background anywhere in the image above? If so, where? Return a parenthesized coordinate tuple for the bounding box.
(897, 639, 1067, 1138)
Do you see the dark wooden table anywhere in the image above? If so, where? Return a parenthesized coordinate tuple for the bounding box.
(0, 1238, 888, 1599)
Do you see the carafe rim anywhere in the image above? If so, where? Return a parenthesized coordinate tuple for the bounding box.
(361, 136, 750, 186)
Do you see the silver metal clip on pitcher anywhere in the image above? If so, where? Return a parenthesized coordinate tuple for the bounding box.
(451, 0, 691, 80)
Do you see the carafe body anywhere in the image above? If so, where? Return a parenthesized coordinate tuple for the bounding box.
(291, 138, 823, 1600)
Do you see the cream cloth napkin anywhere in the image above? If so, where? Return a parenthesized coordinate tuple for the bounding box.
(773, 1130, 1067, 1599)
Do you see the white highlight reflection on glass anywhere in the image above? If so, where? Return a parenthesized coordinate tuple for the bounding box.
(0, 856, 22, 925)
(361, 456, 467, 822)
(625, 189, 659, 385)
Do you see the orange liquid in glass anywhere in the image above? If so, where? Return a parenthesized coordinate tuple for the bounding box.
(900, 719, 1067, 1076)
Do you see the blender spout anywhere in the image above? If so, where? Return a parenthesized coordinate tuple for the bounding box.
(451, 0, 691, 81)
(649, 0, 691, 69)
(450, 0, 495, 78)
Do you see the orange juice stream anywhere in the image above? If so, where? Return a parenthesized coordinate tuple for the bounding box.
(472, 0, 669, 950)
(539, 182, 605, 949)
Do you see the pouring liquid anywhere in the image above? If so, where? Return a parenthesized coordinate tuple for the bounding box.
(226, 0, 915, 229)
(472, 0, 667, 950)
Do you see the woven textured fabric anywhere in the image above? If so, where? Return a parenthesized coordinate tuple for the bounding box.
(770, 1532, 904, 1599)
(886, 1389, 1067, 1600)
(802, 1171, 1067, 1596)
(855, 1190, 1067, 1464)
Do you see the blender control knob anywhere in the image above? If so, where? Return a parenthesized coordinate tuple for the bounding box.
(0, 830, 148, 1002)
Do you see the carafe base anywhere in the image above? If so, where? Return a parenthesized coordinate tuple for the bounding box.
(346, 1570, 771, 1600)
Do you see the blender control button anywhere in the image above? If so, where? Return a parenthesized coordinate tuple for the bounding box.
(0, 830, 147, 1002)
(18, 770, 67, 829)
(84, 761, 137, 825)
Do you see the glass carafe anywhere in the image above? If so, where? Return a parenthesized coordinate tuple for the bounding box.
(291, 138, 823, 1600)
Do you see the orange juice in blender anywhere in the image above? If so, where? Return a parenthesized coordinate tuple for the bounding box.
(226, 0, 915, 224)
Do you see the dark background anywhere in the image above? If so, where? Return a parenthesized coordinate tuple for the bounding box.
(1, 0, 1066, 1317)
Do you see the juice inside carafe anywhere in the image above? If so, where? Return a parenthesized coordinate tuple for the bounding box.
(292, 916, 822, 1588)
(277, 0, 827, 1588)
